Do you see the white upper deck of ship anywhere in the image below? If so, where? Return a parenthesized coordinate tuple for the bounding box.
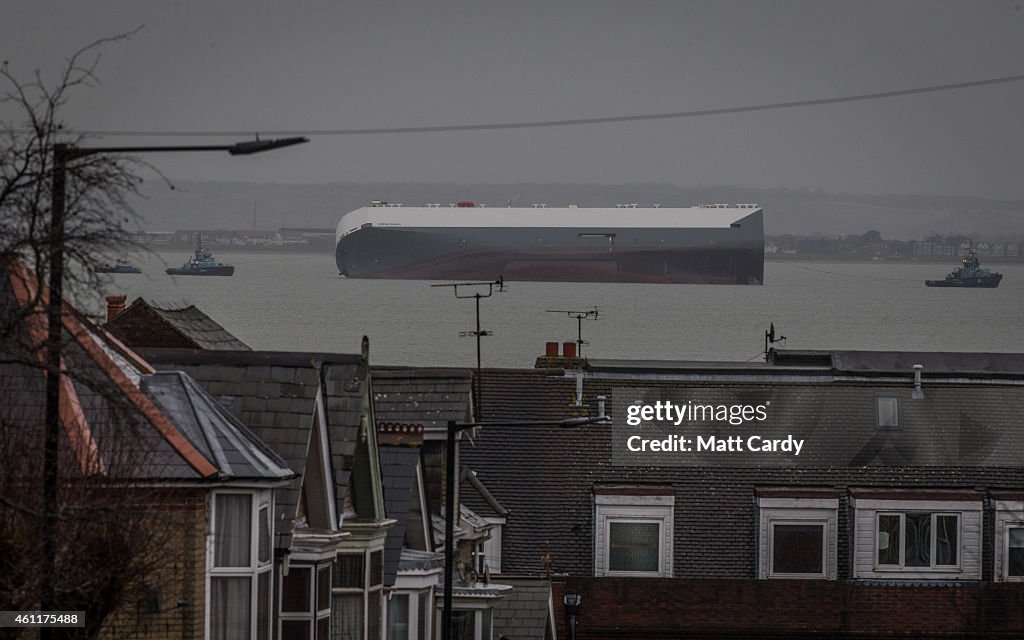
(337, 202, 761, 239)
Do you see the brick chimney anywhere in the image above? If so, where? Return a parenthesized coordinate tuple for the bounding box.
(105, 295, 127, 323)
(535, 341, 587, 369)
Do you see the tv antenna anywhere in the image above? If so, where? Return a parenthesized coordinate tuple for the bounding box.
(546, 307, 600, 358)
(764, 322, 786, 361)
(432, 277, 506, 416)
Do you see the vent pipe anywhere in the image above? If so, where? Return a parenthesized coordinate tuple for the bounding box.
(912, 364, 924, 399)
(574, 370, 583, 406)
(597, 395, 607, 420)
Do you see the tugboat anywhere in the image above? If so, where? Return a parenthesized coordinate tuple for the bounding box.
(95, 258, 142, 274)
(165, 235, 235, 276)
(925, 250, 1002, 288)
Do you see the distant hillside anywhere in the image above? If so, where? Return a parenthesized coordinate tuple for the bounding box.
(129, 181, 1024, 240)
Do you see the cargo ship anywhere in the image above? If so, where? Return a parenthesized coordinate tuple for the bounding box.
(335, 202, 764, 284)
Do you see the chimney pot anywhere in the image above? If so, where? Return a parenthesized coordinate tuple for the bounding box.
(105, 295, 127, 323)
(563, 342, 577, 359)
(545, 341, 559, 357)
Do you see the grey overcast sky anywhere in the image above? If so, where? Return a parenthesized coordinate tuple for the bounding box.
(3, 1, 1024, 198)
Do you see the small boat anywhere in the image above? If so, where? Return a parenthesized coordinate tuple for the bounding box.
(96, 258, 141, 274)
(925, 250, 1002, 288)
(166, 236, 234, 276)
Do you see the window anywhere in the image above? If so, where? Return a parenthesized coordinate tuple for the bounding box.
(332, 549, 385, 639)
(208, 492, 274, 640)
(757, 494, 837, 580)
(1007, 527, 1024, 578)
(993, 499, 1024, 581)
(876, 396, 899, 427)
(383, 589, 433, 640)
(876, 513, 959, 568)
(608, 521, 660, 572)
(387, 594, 409, 640)
(771, 523, 824, 575)
(443, 608, 491, 640)
(417, 592, 430, 640)
(593, 489, 674, 577)
(852, 494, 981, 579)
(279, 563, 332, 640)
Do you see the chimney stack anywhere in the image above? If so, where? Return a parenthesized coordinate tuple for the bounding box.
(105, 295, 127, 323)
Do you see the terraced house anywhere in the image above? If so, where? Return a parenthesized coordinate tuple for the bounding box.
(461, 349, 1024, 639)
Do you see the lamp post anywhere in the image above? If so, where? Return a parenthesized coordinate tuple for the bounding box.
(39, 136, 308, 626)
(563, 593, 582, 640)
(440, 408, 609, 640)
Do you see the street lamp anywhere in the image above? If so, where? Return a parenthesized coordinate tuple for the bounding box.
(563, 593, 582, 640)
(39, 136, 308, 623)
(440, 405, 610, 640)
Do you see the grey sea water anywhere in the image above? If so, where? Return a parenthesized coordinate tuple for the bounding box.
(95, 252, 1024, 368)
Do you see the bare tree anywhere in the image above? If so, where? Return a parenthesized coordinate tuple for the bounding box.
(1, 33, 145, 339)
(0, 35, 184, 640)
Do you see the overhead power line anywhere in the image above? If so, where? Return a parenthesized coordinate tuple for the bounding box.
(67, 72, 1024, 138)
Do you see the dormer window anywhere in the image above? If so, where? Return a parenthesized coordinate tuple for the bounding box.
(876, 396, 899, 428)
(593, 487, 674, 577)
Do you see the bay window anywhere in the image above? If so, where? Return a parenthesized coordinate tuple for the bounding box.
(208, 491, 273, 640)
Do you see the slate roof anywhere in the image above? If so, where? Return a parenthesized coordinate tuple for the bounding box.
(1, 260, 220, 482)
(379, 445, 421, 586)
(106, 297, 250, 351)
(142, 371, 295, 481)
(371, 368, 474, 428)
(490, 578, 554, 640)
(138, 348, 370, 548)
(459, 364, 1024, 579)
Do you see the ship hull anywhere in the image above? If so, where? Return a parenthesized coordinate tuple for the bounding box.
(336, 221, 764, 284)
(165, 266, 235, 276)
(925, 275, 1002, 288)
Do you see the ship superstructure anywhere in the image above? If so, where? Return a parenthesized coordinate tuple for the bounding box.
(335, 202, 764, 284)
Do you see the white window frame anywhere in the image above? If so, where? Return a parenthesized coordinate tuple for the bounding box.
(278, 562, 332, 640)
(332, 547, 385, 639)
(757, 497, 838, 580)
(386, 588, 435, 640)
(206, 490, 274, 640)
(852, 497, 981, 580)
(594, 493, 674, 577)
(993, 499, 1024, 581)
(768, 520, 828, 579)
(434, 606, 491, 640)
(876, 396, 899, 428)
(874, 511, 962, 571)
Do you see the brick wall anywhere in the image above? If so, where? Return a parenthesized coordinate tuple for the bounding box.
(553, 578, 1024, 638)
(100, 490, 207, 640)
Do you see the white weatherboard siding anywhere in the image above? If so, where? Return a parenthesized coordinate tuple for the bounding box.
(757, 498, 838, 580)
(593, 493, 674, 577)
(852, 499, 982, 580)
